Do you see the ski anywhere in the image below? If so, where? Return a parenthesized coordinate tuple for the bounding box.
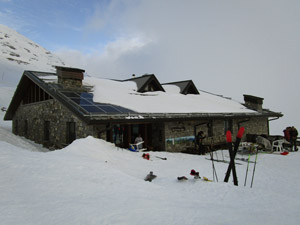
(224, 127, 245, 186)
(244, 153, 251, 186)
(234, 157, 255, 163)
(203, 176, 213, 182)
(209, 150, 218, 182)
(224, 130, 238, 185)
(205, 158, 242, 165)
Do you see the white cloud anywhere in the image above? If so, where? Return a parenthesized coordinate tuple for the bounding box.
(55, 35, 153, 77)
(55, 0, 300, 134)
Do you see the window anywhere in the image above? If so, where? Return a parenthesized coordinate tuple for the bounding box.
(224, 119, 233, 134)
(23, 82, 52, 104)
(159, 129, 163, 142)
(24, 120, 28, 136)
(208, 121, 213, 137)
(44, 121, 50, 141)
(66, 122, 76, 144)
(14, 120, 18, 135)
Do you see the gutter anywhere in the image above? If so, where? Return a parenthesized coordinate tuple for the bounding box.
(238, 118, 250, 129)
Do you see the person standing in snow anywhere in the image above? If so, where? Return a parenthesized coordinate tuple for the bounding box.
(283, 127, 291, 142)
(289, 126, 298, 151)
(134, 134, 143, 150)
(196, 131, 206, 155)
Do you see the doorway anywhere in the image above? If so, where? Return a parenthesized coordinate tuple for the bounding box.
(111, 123, 152, 149)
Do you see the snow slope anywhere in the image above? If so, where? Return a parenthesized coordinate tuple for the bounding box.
(0, 108, 299, 225)
(0, 24, 65, 87)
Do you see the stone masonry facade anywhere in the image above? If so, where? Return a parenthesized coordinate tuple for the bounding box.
(164, 117, 268, 152)
(13, 99, 94, 149)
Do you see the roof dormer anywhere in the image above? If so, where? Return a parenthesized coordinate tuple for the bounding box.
(162, 80, 199, 95)
(125, 74, 165, 93)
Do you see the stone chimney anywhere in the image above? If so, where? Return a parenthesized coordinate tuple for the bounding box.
(243, 94, 264, 112)
(56, 66, 85, 89)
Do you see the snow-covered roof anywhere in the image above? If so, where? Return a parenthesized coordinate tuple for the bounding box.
(162, 80, 200, 95)
(5, 69, 283, 123)
(84, 77, 256, 114)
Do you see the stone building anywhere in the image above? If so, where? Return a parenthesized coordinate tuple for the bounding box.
(4, 66, 283, 151)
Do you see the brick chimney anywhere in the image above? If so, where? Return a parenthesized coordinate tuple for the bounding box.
(243, 94, 264, 112)
(56, 66, 85, 89)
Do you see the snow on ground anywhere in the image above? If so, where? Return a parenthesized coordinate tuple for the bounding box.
(0, 76, 298, 225)
(0, 111, 299, 225)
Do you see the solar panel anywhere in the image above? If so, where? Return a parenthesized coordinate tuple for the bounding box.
(94, 104, 121, 113)
(81, 105, 105, 113)
(60, 91, 135, 114)
(69, 97, 92, 105)
(79, 92, 93, 99)
(61, 92, 79, 98)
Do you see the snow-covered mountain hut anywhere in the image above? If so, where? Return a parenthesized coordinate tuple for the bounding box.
(4, 66, 283, 151)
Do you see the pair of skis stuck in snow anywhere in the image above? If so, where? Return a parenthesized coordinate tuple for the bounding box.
(224, 127, 259, 187)
(224, 127, 245, 186)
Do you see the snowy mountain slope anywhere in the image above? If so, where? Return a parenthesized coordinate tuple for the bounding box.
(0, 24, 66, 87)
(0, 133, 299, 225)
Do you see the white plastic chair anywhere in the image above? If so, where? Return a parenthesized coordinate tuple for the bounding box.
(272, 140, 286, 152)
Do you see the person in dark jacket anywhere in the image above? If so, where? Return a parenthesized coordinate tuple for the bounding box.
(283, 127, 291, 142)
(289, 126, 298, 151)
(196, 131, 206, 155)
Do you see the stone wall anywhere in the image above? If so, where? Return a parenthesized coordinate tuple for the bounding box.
(164, 120, 196, 152)
(151, 122, 165, 151)
(164, 117, 269, 152)
(13, 99, 94, 148)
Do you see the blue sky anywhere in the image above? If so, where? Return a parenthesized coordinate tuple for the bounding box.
(1, 0, 300, 134)
(0, 0, 120, 52)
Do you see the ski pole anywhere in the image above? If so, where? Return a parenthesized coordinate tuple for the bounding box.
(250, 147, 259, 188)
(221, 149, 224, 161)
(244, 153, 251, 186)
(210, 149, 218, 182)
(155, 156, 167, 160)
(210, 150, 215, 181)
